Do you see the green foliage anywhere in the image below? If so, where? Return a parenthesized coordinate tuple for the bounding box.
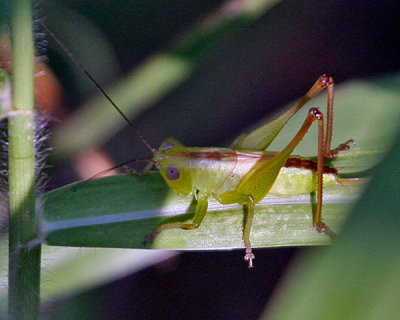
(2, 0, 400, 318)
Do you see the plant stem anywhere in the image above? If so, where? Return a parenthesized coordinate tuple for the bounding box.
(8, 1, 41, 319)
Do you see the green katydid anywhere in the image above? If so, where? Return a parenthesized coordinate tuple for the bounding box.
(146, 75, 351, 268)
(42, 22, 351, 268)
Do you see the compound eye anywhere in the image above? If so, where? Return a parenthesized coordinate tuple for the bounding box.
(166, 166, 180, 180)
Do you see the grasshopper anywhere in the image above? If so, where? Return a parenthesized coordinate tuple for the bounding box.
(42, 23, 351, 268)
(147, 75, 351, 268)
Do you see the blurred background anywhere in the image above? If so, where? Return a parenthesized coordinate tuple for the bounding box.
(1, 0, 400, 319)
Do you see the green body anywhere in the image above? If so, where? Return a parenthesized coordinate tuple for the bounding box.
(155, 139, 337, 203)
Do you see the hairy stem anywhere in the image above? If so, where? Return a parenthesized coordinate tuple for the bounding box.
(8, 1, 41, 319)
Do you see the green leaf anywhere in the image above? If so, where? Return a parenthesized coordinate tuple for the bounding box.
(0, 240, 174, 305)
(39, 247, 175, 302)
(41, 171, 363, 249)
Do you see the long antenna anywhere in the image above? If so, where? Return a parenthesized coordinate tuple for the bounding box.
(40, 21, 156, 153)
(89, 159, 157, 180)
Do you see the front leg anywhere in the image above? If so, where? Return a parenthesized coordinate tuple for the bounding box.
(219, 192, 256, 268)
(243, 196, 256, 268)
(145, 191, 209, 244)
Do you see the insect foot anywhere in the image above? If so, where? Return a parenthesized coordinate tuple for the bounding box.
(244, 248, 255, 268)
(326, 139, 355, 159)
(314, 221, 335, 240)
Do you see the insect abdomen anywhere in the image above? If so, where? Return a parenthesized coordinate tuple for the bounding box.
(269, 166, 338, 195)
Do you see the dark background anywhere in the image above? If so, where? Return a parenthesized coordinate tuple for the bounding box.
(27, 1, 400, 319)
